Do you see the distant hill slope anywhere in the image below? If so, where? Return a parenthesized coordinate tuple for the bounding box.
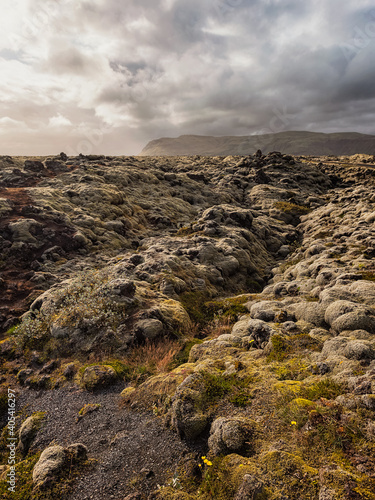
(139, 131, 375, 156)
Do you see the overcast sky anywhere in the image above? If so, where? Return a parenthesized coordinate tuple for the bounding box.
(1, 0, 375, 155)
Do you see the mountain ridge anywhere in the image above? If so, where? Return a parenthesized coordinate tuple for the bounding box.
(139, 130, 375, 156)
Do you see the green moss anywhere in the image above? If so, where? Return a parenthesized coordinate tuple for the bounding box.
(180, 293, 253, 327)
(200, 372, 256, 409)
(204, 296, 249, 322)
(169, 339, 203, 369)
(78, 403, 101, 418)
(299, 379, 346, 401)
(273, 201, 311, 215)
(268, 334, 322, 364)
(267, 335, 291, 362)
(79, 359, 130, 380)
(5, 324, 19, 336)
(228, 389, 253, 407)
(180, 291, 212, 325)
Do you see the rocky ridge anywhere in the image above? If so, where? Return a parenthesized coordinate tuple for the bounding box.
(0, 152, 375, 499)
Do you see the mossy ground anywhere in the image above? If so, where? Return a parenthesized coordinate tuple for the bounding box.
(0, 452, 93, 500)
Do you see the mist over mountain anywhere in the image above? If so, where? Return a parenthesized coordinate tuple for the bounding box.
(140, 131, 375, 156)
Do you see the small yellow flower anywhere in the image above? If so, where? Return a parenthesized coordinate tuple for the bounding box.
(291, 421, 297, 426)
(198, 464, 202, 467)
(206, 461, 212, 466)
(239, 464, 244, 467)
(201, 456, 206, 460)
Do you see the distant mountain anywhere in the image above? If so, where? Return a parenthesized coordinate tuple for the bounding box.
(139, 131, 375, 156)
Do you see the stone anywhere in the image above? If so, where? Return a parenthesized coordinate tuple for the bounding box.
(234, 474, 264, 500)
(50, 322, 71, 339)
(33, 445, 67, 488)
(81, 365, 117, 390)
(331, 311, 375, 334)
(134, 319, 164, 340)
(18, 413, 45, 456)
(67, 443, 88, 461)
(324, 300, 369, 326)
(292, 302, 327, 328)
(249, 300, 281, 322)
(171, 373, 208, 440)
(24, 160, 44, 172)
(344, 341, 375, 361)
(208, 417, 253, 456)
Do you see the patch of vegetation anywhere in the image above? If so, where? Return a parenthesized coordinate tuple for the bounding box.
(270, 357, 311, 381)
(204, 296, 249, 322)
(169, 338, 203, 369)
(228, 389, 253, 407)
(5, 324, 19, 336)
(200, 372, 256, 409)
(0, 451, 93, 500)
(273, 201, 311, 215)
(267, 334, 322, 363)
(361, 271, 375, 281)
(299, 379, 346, 401)
(180, 291, 213, 325)
(197, 456, 237, 500)
(180, 292, 250, 327)
(267, 335, 291, 362)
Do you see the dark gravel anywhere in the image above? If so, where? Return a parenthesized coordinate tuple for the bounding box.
(17, 385, 192, 499)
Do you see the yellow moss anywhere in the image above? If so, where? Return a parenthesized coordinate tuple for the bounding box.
(291, 398, 315, 408)
(274, 380, 303, 395)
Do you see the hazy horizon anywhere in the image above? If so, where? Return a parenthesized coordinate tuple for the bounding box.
(1, 0, 375, 156)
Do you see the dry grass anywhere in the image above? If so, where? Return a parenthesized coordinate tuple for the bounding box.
(201, 317, 233, 339)
(126, 338, 181, 375)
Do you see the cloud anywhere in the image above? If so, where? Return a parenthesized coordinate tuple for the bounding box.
(0, 0, 374, 155)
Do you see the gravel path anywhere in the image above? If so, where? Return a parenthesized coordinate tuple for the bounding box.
(18, 386, 193, 499)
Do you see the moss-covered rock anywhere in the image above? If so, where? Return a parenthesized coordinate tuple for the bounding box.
(81, 365, 117, 390)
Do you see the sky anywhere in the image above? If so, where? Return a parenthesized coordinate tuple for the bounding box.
(0, 0, 375, 155)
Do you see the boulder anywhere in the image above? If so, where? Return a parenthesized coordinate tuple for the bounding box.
(33, 445, 67, 488)
(208, 417, 253, 456)
(292, 302, 327, 328)
(343, 341, 375, 361)
(234, 474, 264, 500)
(171, 374, 208, 440)
(324, 300, 364, 326)
(18, 413, 45, 456)
(134, 319, 164, 340)
(81, 365, 117, 390)
(33, 442, 87, 489)
(331, 311, 375, 334)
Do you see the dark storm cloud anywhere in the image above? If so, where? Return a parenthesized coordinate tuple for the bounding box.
(0, 0, 374, 155)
